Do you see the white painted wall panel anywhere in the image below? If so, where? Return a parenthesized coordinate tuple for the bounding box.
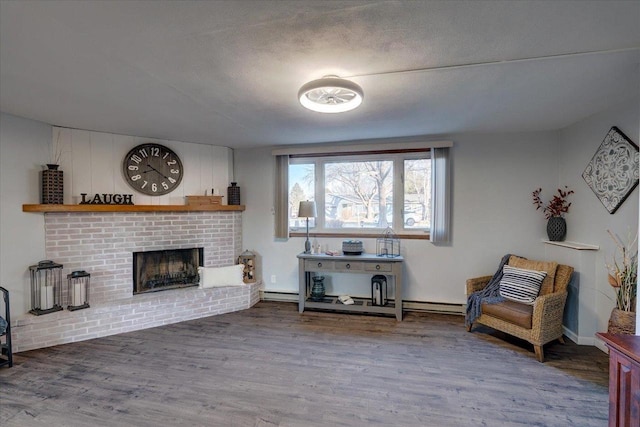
(211, 145, 233, 197)
(49, 127, 233, 207)
(70, 129, 92, 204)
(89, 131, 114, 195)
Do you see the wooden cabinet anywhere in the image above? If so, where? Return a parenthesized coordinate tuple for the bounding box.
(596, 333, 640, 427)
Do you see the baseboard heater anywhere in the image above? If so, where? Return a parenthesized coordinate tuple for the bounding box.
(260, 291, 464, 315)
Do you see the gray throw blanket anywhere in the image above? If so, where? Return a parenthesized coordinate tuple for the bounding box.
(0, 316, 6, 335)
(465, 254, 512, 327)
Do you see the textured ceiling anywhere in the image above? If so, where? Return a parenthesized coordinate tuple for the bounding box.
(1, 0, 639, 148)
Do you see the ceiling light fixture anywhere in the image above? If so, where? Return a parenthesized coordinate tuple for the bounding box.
(298, 76, 363, 113)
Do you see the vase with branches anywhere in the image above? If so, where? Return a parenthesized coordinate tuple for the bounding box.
(606, 229, 638, 334)
(47, 129, 65, 169)
(532, 186, 574, 241)
(532, 186, 574, 219)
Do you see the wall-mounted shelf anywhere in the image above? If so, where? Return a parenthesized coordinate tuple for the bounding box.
(542, 240, 599, 251)
(22, 204, 245, 213)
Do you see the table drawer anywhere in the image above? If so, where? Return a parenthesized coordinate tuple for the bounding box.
(305, 260, 334, 271)
(364, 262, 393, 273)
(334, 261, 363, 272)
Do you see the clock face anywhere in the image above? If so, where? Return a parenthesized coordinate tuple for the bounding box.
(123, 144, 183, 196)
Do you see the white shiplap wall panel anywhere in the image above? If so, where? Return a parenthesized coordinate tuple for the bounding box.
(199, 144, 215, 196)
(211, 145, 232, 197)
(54, 127, 73, 204)
(177, 140, 203, 204)
(52, 127, 233, 206)
(70, 129, 92, 204)
(89, 131, 114, 195)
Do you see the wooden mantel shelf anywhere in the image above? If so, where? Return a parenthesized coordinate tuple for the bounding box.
(22, 204, 245, 213)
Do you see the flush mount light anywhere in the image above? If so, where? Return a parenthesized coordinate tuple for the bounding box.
(298, 76, 363, 113)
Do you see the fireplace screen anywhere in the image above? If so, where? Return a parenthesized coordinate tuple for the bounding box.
(133, 248, 203, 295)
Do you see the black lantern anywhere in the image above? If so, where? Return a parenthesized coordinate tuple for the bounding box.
(67, 270, 90, 311)
(29, 260, 63, 315)
(371, 275, 388, 306)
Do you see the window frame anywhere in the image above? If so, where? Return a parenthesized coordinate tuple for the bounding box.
(288, 150, 431, 239)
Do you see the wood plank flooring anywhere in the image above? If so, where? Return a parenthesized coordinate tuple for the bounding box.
(0, 301, 609, 426)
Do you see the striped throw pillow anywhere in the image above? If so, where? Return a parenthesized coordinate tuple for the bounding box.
(499, 265, 547, 304)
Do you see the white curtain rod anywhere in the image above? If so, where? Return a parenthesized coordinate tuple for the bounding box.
(271, 139, 453, 156)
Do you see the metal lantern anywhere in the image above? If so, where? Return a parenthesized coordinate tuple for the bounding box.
(29, 260, 63, 315)
(376, 227, 401, 258)
(371, 275, 388, 306)
(67, 270, 90, 311)
(237, 249, 256, 283)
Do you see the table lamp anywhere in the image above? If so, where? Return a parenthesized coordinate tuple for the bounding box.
(298, 201, 317, 254)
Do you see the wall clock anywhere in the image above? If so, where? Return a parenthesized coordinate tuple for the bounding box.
(123, 143, 183, 196)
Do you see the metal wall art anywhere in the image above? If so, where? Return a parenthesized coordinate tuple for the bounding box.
(582, 126, 639, 214)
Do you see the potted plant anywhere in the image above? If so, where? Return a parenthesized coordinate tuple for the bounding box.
(606, 229, 638, 334)
(532, 186, 574, 241)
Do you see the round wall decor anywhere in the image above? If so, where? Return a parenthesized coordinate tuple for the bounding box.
(123, 143, 183, 196)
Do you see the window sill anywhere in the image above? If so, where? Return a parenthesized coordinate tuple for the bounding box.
(290, 232, 430, 240)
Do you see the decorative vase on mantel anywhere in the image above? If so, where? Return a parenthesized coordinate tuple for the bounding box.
(42, 164, 63, 204)
(546, 216, 566, 242)
(607, 307, 636, 335)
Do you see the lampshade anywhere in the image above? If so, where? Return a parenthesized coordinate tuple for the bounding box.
(298, 201, 317, 218)
(298, 76, 363, 113)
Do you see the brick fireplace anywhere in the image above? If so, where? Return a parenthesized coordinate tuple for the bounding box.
(12, 210, 259, 352)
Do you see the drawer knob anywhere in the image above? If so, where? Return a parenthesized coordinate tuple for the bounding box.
(346, 263, 351, 269)
(376, 265, 381, 270)
(317, 262, 322, 268)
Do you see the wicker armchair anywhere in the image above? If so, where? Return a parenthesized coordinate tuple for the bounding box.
(466, 263, 574, 362)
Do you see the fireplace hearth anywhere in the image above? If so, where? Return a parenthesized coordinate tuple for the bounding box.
(133, 248, 203, 295)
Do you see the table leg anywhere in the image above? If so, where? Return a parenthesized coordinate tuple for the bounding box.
(395, 266, 403, 321)
(298, 258, 306, 313)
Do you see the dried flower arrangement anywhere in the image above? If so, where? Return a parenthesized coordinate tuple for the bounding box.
(532, 186, 574, 219)
(606, 229, 638, 312)
(48, 129, 65, 166)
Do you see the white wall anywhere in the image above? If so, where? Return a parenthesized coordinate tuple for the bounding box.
(0, 114, 234, 317)
(236, 131, 560, 304)
(556, 97, 639, 343)
(0, 113, 50, 317)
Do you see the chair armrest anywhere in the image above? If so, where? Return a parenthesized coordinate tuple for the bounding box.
(466, 275, 493, 295)
(531, 291, 568, 342)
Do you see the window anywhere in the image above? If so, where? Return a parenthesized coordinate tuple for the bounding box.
(288, 152, 431, 235)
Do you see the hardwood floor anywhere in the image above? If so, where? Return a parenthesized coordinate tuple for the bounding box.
(0, 301, 609, 426)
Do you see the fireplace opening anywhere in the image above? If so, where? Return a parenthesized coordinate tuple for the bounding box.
(133, 248, 203, 295)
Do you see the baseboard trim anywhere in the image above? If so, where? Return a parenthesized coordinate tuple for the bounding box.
(260, 290, 298, 302)
(403, 300, 465, 315)
(261, 291, 465, 315)
(562, 326, 604, 350)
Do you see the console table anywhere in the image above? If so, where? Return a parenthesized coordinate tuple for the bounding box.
(297, 253, 404, 321)
(596, 332, 640, 426)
